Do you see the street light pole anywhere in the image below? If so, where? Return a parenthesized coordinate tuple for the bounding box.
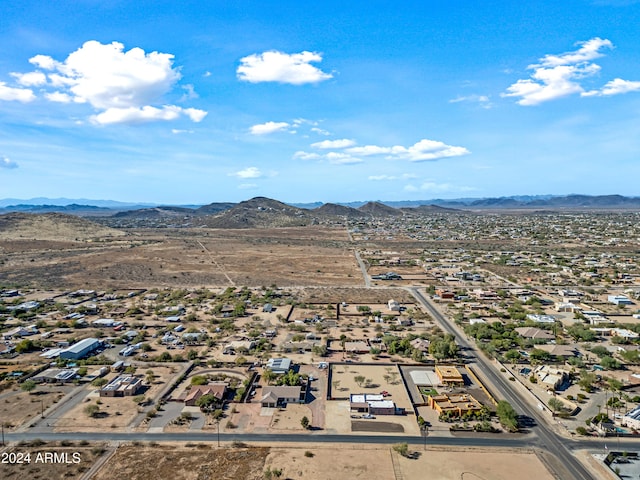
(421, 425, 428, 451)
(217, 419, 220, 447)
(41, 399, 44, 419)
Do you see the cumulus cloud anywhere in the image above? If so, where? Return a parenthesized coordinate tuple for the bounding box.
(293, 151, 322, 160)
(45, 91, 73, 103)
(583, 78, 640, 96)
(4, 40, 206, 124)
(0, 82, 35, 102)
(502, 37, 640, 105)
(325, 152, 362, 164)
(10, 71, 47, 87)
(249, 121, 290, 135)
(347, 139, 470, 162)
(1, 156, 18, 169)
(311, 138, 356, 149)
(237, 50, 332, 85)
(231, 167, 262, 179)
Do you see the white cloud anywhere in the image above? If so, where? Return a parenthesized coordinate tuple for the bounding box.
(583, 78, 640, 96)
(311, 138, 356, 149)
(249, 121, 290, 135)
(7, 40, 206, 124)
(90, 105, 203, 125)
(449, 94, 492, 108)
(347, 139, 470, 162)
(237, 50, 332, 85)
(10, 71, 47, 87)
(293, 151, 321, 160)
(537, 37, 612, 67)
(326, 152, 362, 164)
(171, 129, 194, 134)
(311, 127, 331, 136)
(0, 156, 18, 169)
(238, 183, 258, 189)
(501, 38, 640, 105)
(45, 91, 73, 103)
(183, 108, 207, 122)
(231, 167, 262, 179)
(0, 82, 35, 102)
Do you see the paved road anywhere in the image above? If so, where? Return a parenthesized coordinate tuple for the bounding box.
(407, 287, 596, 480)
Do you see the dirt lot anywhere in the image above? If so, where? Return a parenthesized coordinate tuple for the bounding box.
(0, 227, 362, 289)
(0, 441, 107, 480)
(0, 386, 70, 430)
(395, 446, 555, 480)
(92, 444, 269, 480)
(264, 445, 555, 480)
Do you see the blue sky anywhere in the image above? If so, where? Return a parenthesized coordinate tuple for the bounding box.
(1, 1, 640, 204)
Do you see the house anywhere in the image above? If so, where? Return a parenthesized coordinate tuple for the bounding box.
(184, 383, 228, 407)
(260, 385, 303, 408)
(223, 340, 256, 354)
(100, 375, 144, 397)
(611, 328, 639, 340)
(263, 303, 274, 313)
(428, 393, 482, 417)
(410, 338, 430, 353)
(266, 357, 292, 374)
(388, 299, 400, 312)
(514, 327, 555, 341)
(435, 365, 464, 386)
(538, 344, 580, 360)
(534, 365, 569, 390)
(622, 405, 640, 430)
(2, 326, 35, 339)
(344, 341, 370, 354)
(350, 394, 401, 415)
(32, 368, 79, 383)
(526, 314, 556, 324)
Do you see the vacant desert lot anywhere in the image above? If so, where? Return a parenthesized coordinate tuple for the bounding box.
(0, 227, 363, 289)
(88, 444, 555, 480)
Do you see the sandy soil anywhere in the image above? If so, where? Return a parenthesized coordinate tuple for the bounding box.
(0, 386, 69, 430)
(395, 447, 556, 480)
(0, 226, 362, 289)
(265, 445, 556, 480)
(92, 444, 269, 480)
(0, 442, 106, 480)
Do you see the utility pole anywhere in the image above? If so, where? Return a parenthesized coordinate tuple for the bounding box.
(41, 399, 44, 419)
(217, 418, 220, 447)
(421, 425, 428, 451)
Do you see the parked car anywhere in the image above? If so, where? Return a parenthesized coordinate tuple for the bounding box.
(380, 391, 390, 397)
(350, 414, 362, 419)
(363, 414, 376, 419)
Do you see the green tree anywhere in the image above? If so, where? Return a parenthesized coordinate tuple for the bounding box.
(196, 393, 219, 411)
(496, 400, 518, 432)
(548, 397, 564, 416)
(20, 380, 37, 394)
(354, 375, 366, 388)
(393, 443, 409, 457)
(84, 404, 100, 417)
(300, 415, 310, 429)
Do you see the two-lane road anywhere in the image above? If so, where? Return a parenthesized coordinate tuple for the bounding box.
(408, 287, 596, 480)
